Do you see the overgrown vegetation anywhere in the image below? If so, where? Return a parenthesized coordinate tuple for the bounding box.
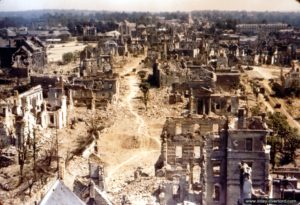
(271, 81, 300, 98)
(250, 104, 261, 116)
(0, 129, 59, 197)
(267, 112, 300, 168)
(62, 52, 74, 64)
(138, 70, 151, 110)
(139, 82, 150, 110)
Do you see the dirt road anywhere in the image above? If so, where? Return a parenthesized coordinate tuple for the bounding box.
(247, 67, 300, 132)
(97, 56, 162, 204)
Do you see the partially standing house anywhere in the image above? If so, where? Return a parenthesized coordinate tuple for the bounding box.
(12, 37, 47, 75)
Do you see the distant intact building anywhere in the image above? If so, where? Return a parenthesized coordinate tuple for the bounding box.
(236, 23, 289, 34)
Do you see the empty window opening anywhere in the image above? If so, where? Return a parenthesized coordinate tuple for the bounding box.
(175, 146, 182, 158)
(50, 115, 55, 124)
(194, 146, 200, 159)
(212, 161, 221, 177)
(246, 138, 253, 151)
(192, 165, 201, 183)
(213, 184, 221, 201)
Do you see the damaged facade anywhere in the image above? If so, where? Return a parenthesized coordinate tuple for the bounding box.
(69, 46, 119, 108)
(0, 36, 47, 76)
(282, 60, 300, 91)
(0, 80, 69, 149)
(2, 10, 300, 205)
(73, 155, 113, 205)
(155, 109, 271, 205)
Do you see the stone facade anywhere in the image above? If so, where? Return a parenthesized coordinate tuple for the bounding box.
(283, 61, 300, 90)
(155, 109, 271, 205)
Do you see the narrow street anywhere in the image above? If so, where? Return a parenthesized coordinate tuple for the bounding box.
(97, 56, 162, 203)
(261, 80, 300, 132)
(247, 67, 300, 132)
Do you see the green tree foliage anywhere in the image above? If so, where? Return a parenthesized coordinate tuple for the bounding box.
(283, 128, 300, 164)
(250, 105, 261, 116)
(271, 82, 283, 97)
(62, 52, 74, 64)
(268, 134, 281, 169)
(268, 112, 290, 143)
(137, 70, 147, 80)
(267, 112, 300, 167)
(215, 18, 237, 30)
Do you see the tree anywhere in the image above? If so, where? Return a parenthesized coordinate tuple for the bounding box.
(267, 112, 290, 150)
(18, 146, 26, 183)
(282, 128, 300, 164)
(18, 127, 29, 184)
(250, 105, 261, 116)
(137, 70, 147, 80)
(139, 82, 150, 110)
(32, 129, 39, 180)
(267, 112, 300, 166)
(267, 134, 281, 169)
(87, 117, 105, 139)
(62, 52, 74, 64)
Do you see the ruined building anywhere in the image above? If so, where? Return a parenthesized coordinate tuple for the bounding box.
(70, 77, 119, 108)
(0, 99, 15, 146)
(169, 64, 240, 115)
(282, 61, 300, 91)
(0, 78, 69, 149)
(272, 168, 300, 201)
(73, 155, 113, 205)
(155, 115, 227, 205)
(79, 46, 113, 77)
(155, 108, 271, 205)
(118, 20, 136, 38)
(0, 36, 47, 76)
(68, 46, 119, 109)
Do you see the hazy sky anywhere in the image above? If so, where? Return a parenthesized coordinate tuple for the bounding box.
(0, 0, 300, 12)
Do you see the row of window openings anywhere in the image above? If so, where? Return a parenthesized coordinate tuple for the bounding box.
(169, 140, 253, 159)
(24, 94, 43, 106)
(213, 161, 253, 177)
(214, 138, 253, 151)
(175, 139, 252, 153)
(175, 146, 201, 159)
(212, 161, 254, 201)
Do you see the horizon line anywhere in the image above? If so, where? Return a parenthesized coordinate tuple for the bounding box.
(1, 9, 300, 13)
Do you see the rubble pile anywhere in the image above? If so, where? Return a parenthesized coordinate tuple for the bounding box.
(108, 168, 161, 204)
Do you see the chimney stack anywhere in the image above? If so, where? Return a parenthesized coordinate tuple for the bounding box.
(189, 88, 195, 114)
(58, 157, 65, 180)
(59, 76, 64, 94)
(238, 108, 246, 129)
(89, 181, 95, 199)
